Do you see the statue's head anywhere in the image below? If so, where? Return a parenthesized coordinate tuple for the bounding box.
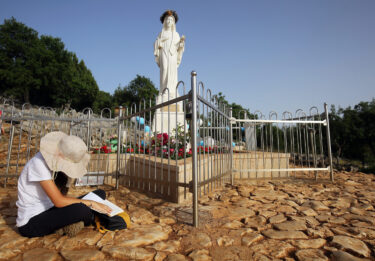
(160, 10, 178, 25)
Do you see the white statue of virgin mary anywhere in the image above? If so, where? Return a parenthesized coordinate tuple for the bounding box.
(154, 10, 185, 99)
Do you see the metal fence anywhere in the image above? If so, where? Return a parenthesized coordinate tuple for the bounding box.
(115, 72, 232, 227)
(231, 105, 333, 181)
(0, 101, 118, 186)
(0, 71, 333, 227)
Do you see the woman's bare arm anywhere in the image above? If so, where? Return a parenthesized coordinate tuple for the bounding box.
(40, 180, 111, 214)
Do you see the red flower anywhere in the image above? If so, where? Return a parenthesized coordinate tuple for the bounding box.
(100, 145, 111, 153)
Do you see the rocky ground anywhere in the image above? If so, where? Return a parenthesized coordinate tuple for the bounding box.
(0, 171, 374, 261)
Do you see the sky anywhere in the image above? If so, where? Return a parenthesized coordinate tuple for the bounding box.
(1, 0, 374, 116)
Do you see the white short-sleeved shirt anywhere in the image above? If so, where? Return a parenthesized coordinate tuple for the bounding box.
(16, 152, 54, 227)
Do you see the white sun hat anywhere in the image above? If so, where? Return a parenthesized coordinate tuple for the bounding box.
(40, 131, 90, 178)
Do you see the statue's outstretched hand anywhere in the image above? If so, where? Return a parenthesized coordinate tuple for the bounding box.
(179, 35, 185, 49)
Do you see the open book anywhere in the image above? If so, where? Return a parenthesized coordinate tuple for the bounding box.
(82, 192, 124, 217)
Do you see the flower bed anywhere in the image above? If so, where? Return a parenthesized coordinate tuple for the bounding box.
(91, 128, 229, 161)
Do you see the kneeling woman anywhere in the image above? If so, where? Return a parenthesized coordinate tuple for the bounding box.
(16, 131, 111, 237)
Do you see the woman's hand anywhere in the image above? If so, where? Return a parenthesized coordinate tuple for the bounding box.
(40, 180, 112, 215)
(89, 201, 112, 215)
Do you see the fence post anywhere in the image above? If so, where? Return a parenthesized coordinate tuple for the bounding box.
(87, 109, 91, 151)
(324, 103, 334, 182)
(116, 106, 123, 189)
(4, 125, 15, 188)
(229, 107, 234, 185)
(191, 71, 199, 228)
(69, 120, 73, 135)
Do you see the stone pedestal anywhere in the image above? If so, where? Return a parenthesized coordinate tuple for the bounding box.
(152, 94, 185, 134)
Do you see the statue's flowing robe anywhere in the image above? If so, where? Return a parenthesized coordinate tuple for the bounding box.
(154, 30, 184, 102)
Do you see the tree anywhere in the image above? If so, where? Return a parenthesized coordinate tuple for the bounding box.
(0, 17, 41, 102)
(213, 92, 253, 119)
(0, 18, 99, 110)
(93, 90, 113, 115)
(113, 75, 158, 110)
(329, 99, 375, 171)
(329, 105, 348, 165)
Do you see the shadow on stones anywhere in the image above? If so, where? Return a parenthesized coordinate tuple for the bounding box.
(175, 208, 212, 227)
(0, 197, 19, 233)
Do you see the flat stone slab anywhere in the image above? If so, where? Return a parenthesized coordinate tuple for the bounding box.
(96, 231, 115, 248)
(188, 249, 212, 261)
(315, 215, 346, 224)
(309, 201, 330, 211)
(241, 233, 264, 246)
(222, 220, 243, 229)
(293, 238, 326, 249)
(61, 229, 103, 249)
(262, 229, 308, 239)
(331, 250, 372, 261)
(251, 190, 289, 201)
(131, 209, 158, 224)
(0, 249, 19, 260)
(243, 215, 267, 229)
(229, 207, 255, 220)
(295, 249, 328, 261)
(0, 230, 28, 249)
(166, 253, 188, 261)
(148, 240, 181, 253)
(301, 207, 318, 216)
(269, 213, 287, 224)
(194, 232, 212, 248)
(273, 221, 307, 231)
(307, 227, 334, 238)
(290, 216, 320, 227)
(331, 235, 371, 257)
(251, 239, 295, 259)
(274, 205, 297, 214)
(60, 249, 105, 261)
(216, 236, 234, 247)
(23, 248, 59, 261)
(104, 246, 156, 260)
(113, 224, 171, 247)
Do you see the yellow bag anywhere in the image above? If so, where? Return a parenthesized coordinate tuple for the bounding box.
(95, 211, 131, 233)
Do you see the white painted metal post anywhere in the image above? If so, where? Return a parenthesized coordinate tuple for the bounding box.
(229, 108, 234, 185)
(324, 103, 334, 182)
(116, 106, 123, 189)
(191, 71, 199, 227)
